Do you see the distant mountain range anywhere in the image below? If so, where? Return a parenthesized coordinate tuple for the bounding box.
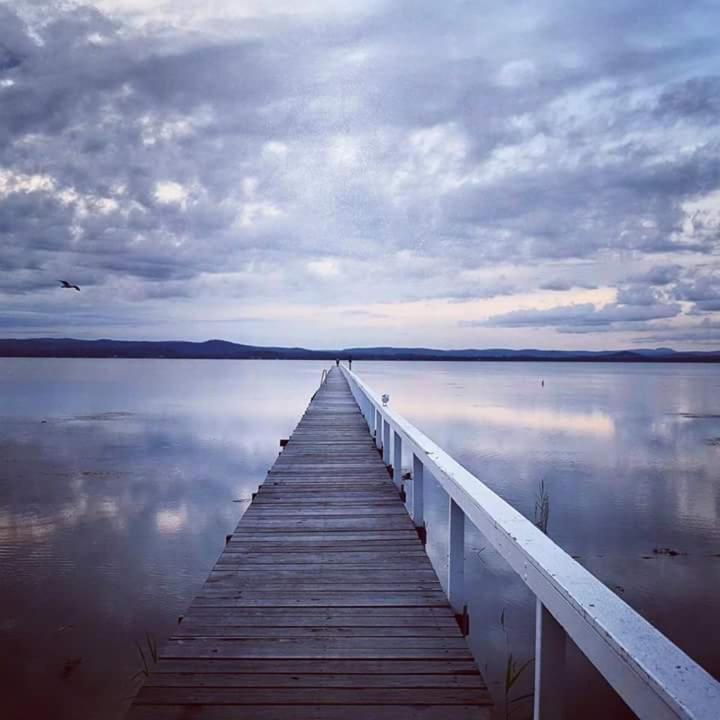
(0, 338, 718, 362)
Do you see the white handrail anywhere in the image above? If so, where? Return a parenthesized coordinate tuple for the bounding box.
(340, 365, 720, 720)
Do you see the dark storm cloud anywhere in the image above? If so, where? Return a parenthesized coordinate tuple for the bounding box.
(539, 279, 598, 292)
(1, 0, 720, 345)
(673, 268, 720, 313)
(616, 286, 664, 307)
(632, 318, 720, 344)
(655, 77, 720, 120)
(540, 280, 574, 292)
(627, 265, 683, 286)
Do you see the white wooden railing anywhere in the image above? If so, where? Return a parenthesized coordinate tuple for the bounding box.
(340, 366, 720, 720)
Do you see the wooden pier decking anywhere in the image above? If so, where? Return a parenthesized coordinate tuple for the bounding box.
(127, 367, 491, 719)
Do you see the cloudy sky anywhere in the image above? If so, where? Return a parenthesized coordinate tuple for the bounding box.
(2, 0, 720, 349)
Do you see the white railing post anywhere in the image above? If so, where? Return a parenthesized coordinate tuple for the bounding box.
(393, 431, 402, 488)
(411, 454, 424, 526)
(375, 409, 382, 449)
(534, 598, 566, 720)
(382, 419, 391, 464)
(448, 497, 465, 613)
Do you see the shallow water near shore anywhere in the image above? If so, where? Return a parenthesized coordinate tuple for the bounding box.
(0, 358, 718, 719)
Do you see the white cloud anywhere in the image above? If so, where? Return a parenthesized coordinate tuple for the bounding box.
(154, 180, 190, 207)
(307, 258, 341, 279)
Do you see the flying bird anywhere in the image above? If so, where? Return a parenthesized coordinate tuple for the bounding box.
(59, 280, 80, 291)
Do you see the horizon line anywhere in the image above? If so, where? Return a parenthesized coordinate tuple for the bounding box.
(1, 336, 718, 356)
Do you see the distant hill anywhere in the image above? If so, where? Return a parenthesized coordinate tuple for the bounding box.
(0, 338, 718, 362)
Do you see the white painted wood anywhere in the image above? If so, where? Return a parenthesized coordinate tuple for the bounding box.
(340, 366, 720, 720)
(382, 419, 390, 465)
(534, 598, 566, 720)
(375, 409, 382, 449)
(412, 454, 424, 527)
(448, 497, 464, 614)
(393, 431, 402, 488)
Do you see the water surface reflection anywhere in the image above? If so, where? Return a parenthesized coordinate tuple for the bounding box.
(1, 359, 718, 719)
(0, 359, 326, 719)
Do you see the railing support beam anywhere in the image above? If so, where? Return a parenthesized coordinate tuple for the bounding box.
(382, 419, 391, 464)
(534, 598, 566, 720)
(375, 410, 382, 449)
(448, 497, 465, 613)
(411, 454, 424, 528)
(393, 431, 402, 488)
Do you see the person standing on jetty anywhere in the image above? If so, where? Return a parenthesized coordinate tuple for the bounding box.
(348, 356, 352, 370)
(335, 358, 339, 367)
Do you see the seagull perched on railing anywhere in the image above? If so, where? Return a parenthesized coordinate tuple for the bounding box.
(59, 280, 80, 291)
(382, 393, 390, 407)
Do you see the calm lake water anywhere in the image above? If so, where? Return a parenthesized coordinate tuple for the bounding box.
(0, 359, 718, 719)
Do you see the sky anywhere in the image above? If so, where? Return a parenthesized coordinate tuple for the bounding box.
(1, 0, 720, 350)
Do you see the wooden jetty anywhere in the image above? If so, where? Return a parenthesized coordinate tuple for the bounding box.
(127, 367, 492, 719)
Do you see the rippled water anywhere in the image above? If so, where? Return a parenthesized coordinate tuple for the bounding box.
(0, 359, 718, 719)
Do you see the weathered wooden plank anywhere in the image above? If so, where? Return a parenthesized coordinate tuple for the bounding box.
(213, 551, 427, 563)
(202, 557, 433, 569)
(223, 542, 421, 552)
(151, 658, 480, 674)
(127, 705, 490, 720)
(165, 637, 470, 651)
(161, 642, 474, 660)
(234, 518, 416, 530)
(227, 531, 418, 541)
(144, 672, 486, 688)
(197, 580, 444, 591)
(190, 594, 451, 607)
(205, 573, 441, 584)
(161, 646, 474, 662)
(172, 626, 457, 638)
(206, 567, 438, 577)
(180, 608, 457, 625)
(242, 507, 408, 516)
(194, 570, 442, 581)
(204, 579, 443, 592)
(135, 686, 490, 705)
(251, 493, 400, 500)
